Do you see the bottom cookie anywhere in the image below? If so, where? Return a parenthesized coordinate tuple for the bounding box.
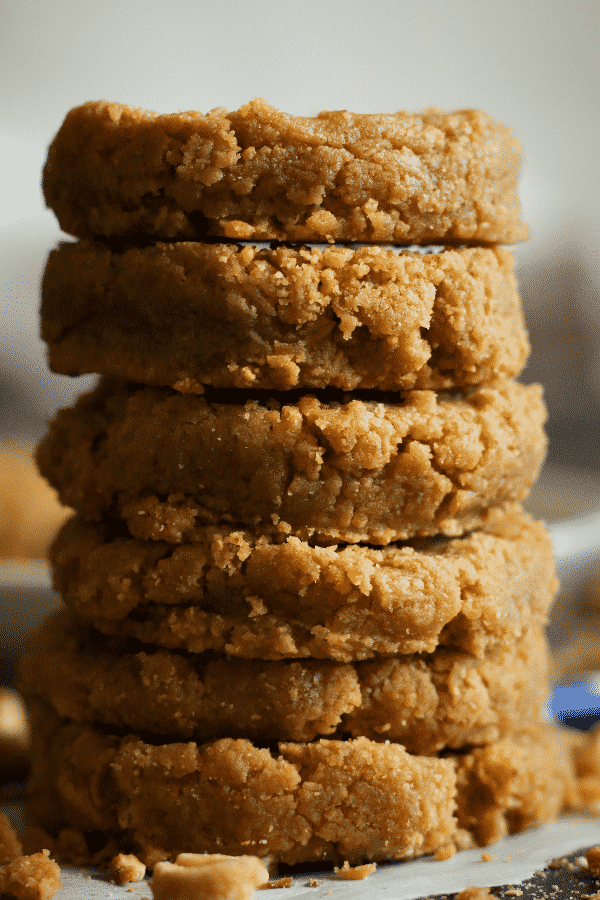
(26, 704, 578, 866)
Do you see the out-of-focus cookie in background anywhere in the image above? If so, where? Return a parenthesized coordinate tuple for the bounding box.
(0, 220, 89, 785)
(0, 219, 94, 788)
(0, 216, 96, 560)
(0, 218, 96, 783)
(0, 441, 70, 561)
(0, 688, 29, 787)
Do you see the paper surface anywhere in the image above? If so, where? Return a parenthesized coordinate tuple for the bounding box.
(3, 808, 600, 900)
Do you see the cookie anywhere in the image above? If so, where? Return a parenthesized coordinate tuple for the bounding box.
(19, 612, 549, 752)
(26, 704, 577, 866)
(42, 242, 529, 393)
(36, 379, 547, 544)
(50, 505, 556, 661)
(42, 99, 528, 245)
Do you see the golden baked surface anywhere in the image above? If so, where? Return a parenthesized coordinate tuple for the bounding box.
(28, 98, 560, 872)
(26, 704, 576, 865)
(20, 612, 549, 753)
(37, 380, 546, 544)
(0, 850, 62, 900)
(42, 99, 528, 244)
(42, 242, 529, 392)
(50, 506, 556, 660)
(36, 379, 547, 544)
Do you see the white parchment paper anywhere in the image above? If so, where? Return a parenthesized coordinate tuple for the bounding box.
(3, 807, 600, 900)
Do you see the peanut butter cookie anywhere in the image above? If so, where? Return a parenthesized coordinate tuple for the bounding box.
(36, 379, 547, 544)
(20, 612, 549, 752)
(43, 99, 528, 244)
(25, 703, 577, 866)
(50, 505, 556, 660)
(42, 242, 528, 392)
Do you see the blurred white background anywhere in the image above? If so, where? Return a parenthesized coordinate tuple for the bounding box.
(1, 0, 599, 463)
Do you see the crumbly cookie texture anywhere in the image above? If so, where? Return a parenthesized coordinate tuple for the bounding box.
(0, 850, 62, 900)
(19, 612, 549, 753)
(42, 242, 529, 393)
(25, 705, 577, 866)
(50, 505, 556, 661)
(42, 99, 528, 244)
(36, 379, 547, 544)
(334, 860, 377, 880)
(109, 852, 146, 884)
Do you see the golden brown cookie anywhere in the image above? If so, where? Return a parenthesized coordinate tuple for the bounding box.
(50, 505, 556, 661)
(19, 612, 549, 752)
(42, 100, 528, 245)
(36, 379, 547, 544)
(42, 242, 529, 393)
(25, 703, 576, 866)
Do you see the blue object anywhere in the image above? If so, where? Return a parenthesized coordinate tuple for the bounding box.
(549, 678, 600, 730)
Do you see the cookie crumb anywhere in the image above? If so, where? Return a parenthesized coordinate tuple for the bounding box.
(259, 876, 293, 889)
(152, 853, 269, 900)
(0, 813, 23, 864)
(305, 879, 322, 887)
(587, 848, 600, 876)
(505, 890, 523, 896)
(456, 888, 500, 900)
(110, 853, 146, 884)
(0, 849, 62, 900)
(436, 844, 457, 861)
(333, 860, 377, 880)
(481, 853, 497, 863)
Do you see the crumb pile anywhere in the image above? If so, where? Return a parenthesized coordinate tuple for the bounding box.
(20, 99, 584, 870)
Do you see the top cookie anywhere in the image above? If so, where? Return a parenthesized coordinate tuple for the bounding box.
(43, 99, 528, 244)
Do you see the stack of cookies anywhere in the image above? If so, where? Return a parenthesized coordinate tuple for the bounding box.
(21, 99, 578, 868)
